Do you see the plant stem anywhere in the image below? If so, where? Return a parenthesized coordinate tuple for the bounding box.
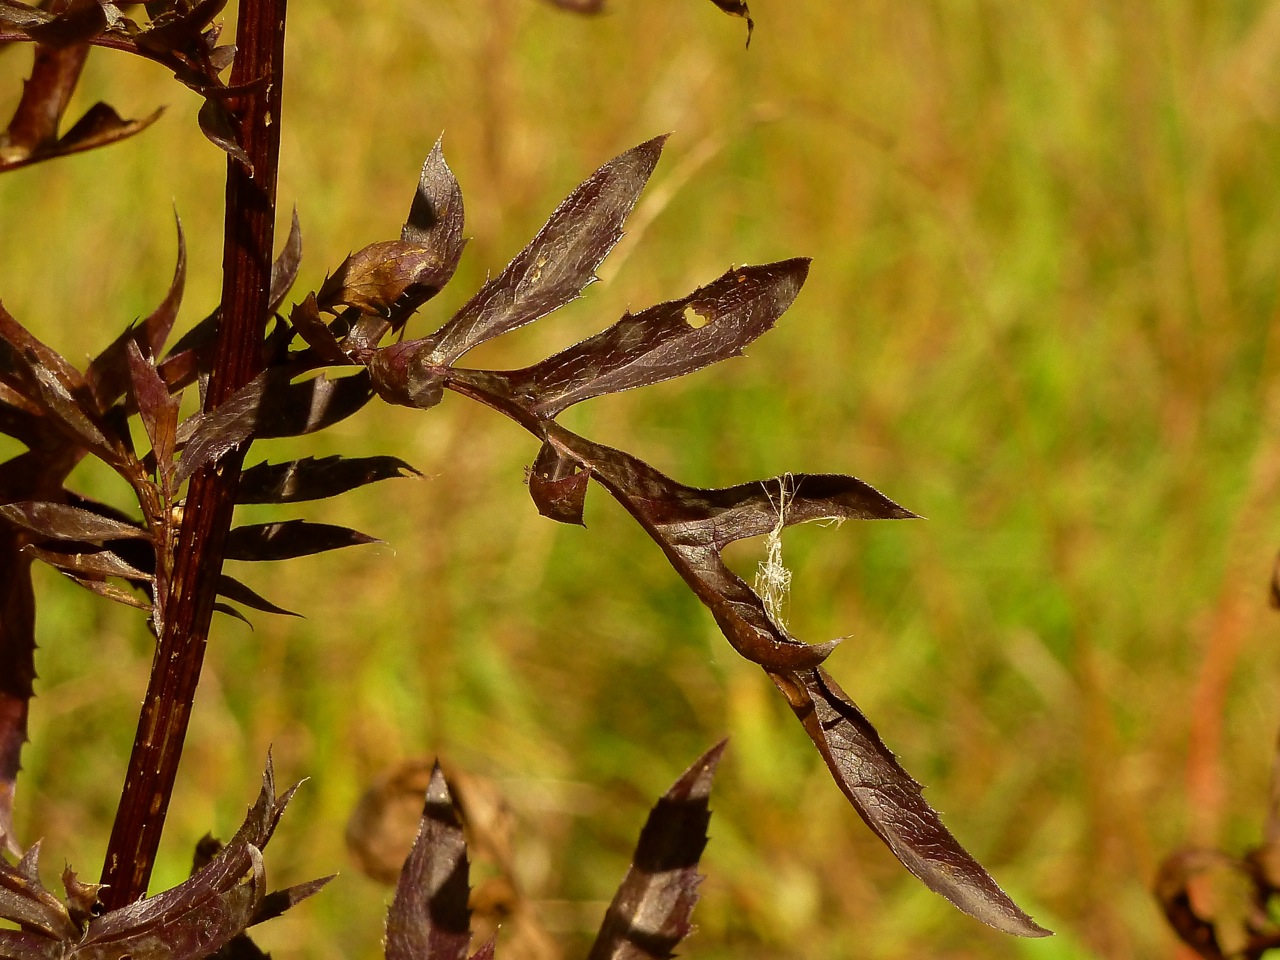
(100, 0, 288, 907)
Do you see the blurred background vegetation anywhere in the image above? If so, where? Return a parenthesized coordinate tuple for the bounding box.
(4, 1, 1280, 957)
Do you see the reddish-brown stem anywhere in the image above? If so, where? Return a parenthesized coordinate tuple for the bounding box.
(100, 0, 288, 907)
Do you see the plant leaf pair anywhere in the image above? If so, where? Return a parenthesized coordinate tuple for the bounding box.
(385, 744, 723, 960)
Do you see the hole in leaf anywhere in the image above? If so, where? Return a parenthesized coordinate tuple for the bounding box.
(683, 305, 709, 329)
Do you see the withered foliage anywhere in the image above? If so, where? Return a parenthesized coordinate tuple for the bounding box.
(1155, 730, 1280, 959)
(0, 128, 1047, 940)
(0, 758, 329, 960)
(0, 0, 1052, 953)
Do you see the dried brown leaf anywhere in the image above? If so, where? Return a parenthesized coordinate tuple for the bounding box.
(319, 240, 456, 317)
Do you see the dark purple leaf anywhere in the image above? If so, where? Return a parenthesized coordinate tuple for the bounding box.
(175, 370, 374, 483)
(75, 844, 266, 959)
(43, 102, 164, 162)
(318, 240, 459, 317)
(0, 760, 331, 960)
(216, 576, 299, 618)
(213, 601, 253, 627)
(0, 305, 121, 464)
(423, 136, 667, 363)
(197, 97, 251, 173)
(708, 0, 753, 46)
(533, 422, 912, 671)
(494, 259, 809, 417)
(288, 294, 348, 365)
(22, 0, 107, 48)
(88, 216, 187, 409)
(401, 138, 465, 290)
(527, 442, 587, 526)
(588, 741, 724, 960)
(125, 341, 180, 483)
(268, 209, 303, 314)
(770, 668, 1049, 938)
(384, 764, 472, 960)
(135, 0, 226, 52)
(0, 388, 47, 451)
(236, 455, 420, 505)
(0, 841, 79, 939)
(0, 501, 147, 543)
(208, 43, 235, 73)
(223, 520, 379, 562)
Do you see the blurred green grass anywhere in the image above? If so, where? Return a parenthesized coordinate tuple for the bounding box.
(5, 1, 1280, 957)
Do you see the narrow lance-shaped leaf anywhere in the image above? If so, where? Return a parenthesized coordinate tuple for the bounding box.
(236, 455, 420, 505)
(175, 370, 374, 483)
(87, 216, 187, 409)
(422, 135, 667, 364)
(530, 422, 914, 671)
(401, 138, 466, 285)
(385, 764, 472, 960)
(770, 668, 1051, 938)
(216, 576, 299, 618)
(491, 259, 809, 417)
(268, 209, 303, 314)
(125, 341, 180, 486)
(58, 571, 150, 611)
(223, 520, 379, 562)
(0, 501, 148, 544)
(28, 102, 164, 170)
(588, 741, 725, 960)
(23, 543, 150, 583)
